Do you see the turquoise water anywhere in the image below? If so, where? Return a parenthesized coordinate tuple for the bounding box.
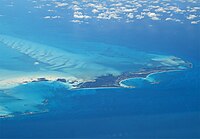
(0, 0, 200, 138)
(0, 67, 199, 138)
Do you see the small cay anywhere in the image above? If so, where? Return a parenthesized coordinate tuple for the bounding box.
(0, 34, 192, 118)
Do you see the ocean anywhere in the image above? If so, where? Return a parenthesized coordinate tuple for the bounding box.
(0, 0, 200, 138)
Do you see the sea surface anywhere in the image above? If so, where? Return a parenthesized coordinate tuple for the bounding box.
(0, 0, 200, 138)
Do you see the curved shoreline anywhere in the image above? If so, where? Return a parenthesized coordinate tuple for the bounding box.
(0, 66, 192, 91)
(0, 64, 193, 119)
(119, 69, 184, 88)
(75, 63, 192, 90)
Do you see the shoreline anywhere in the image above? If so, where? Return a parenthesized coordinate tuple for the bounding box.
(0, 59, 193, 91)
(118, 69, 183, 88)
(0, 73, 84, 90)
(0, 68, 190, 91)
(0, 64, 193, 119)
(76, 66, 190, 89)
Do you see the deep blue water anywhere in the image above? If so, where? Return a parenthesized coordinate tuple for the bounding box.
(0, 0, 200, 138)
(0, 66, 200, 138)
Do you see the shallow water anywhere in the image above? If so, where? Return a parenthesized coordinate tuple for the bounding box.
(0, 0, 200, 138)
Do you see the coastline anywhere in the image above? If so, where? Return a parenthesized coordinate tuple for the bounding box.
(0, 70, 84, 90)
(75, 63, 192, 90)
(118, 60, 193, 88)
(119, 69, 184, 88)
(0, 60, 193, 119)
(0, 67, 191, 119)
(0, 66, 192, 91)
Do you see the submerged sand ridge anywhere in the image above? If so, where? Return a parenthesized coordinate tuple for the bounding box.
(0, 34, 192, 89)
(0, 34, 192, 118)
(0, 34, 191, 80)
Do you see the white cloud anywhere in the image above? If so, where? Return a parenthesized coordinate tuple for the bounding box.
(151, 16, 160, 20)
(92, 9, 99, 14)
(191, 20, 200, 24)
(43, 15, 61, 19)
(187, 14, 197, 20)
(97, 11, 121, 20)
(155, 7, 166, 13)
(54, 2, 68, 7)
(127, 13, 134, 19)
(71, 20, 83, 23)
(29, 0, 200, 24)
(43, 16, 51, 19)
(147, 12, 157, 17)
(74, 11, 91, 19)
(72, 5, 82, 11)
(146, 12, 160, 20)
(135, 15, 144, 19)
